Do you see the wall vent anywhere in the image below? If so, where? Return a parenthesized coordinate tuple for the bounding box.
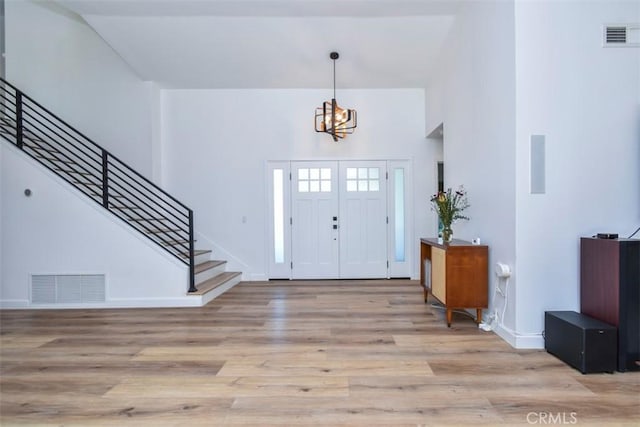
(31, 274, 105, 304)
(604, 24, 640, 47)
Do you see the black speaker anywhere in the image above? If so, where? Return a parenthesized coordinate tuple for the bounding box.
(581, 237, 640, 372)
(545, 311, 617, 374)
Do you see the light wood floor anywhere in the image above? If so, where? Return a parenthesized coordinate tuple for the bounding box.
(1, 280, 638, 426)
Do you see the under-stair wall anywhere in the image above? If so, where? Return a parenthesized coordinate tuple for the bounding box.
(0, 142, 198, 308)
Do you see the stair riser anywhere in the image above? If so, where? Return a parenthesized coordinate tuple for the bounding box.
(194, 252, 211, 266)
(194, 264, 226, 285)
(200, 275, 242, 306)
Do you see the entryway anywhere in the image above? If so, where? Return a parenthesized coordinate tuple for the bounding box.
(267, 160, 412, 280)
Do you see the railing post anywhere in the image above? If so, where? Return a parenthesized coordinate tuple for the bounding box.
(16, 91, 23, 149)
(101, 150, 109, 209)
(188, 209, 196, 292)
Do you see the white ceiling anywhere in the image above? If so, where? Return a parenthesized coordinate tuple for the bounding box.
(56, 0, 462, 89)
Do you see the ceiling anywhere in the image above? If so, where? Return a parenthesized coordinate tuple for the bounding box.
(55, 0, 463, 89)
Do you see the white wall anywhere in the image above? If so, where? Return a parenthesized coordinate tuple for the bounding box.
(0, 142, 3, 286)
(161, 88, 434, 279)
(0, 142, 192, 308)
(427, 0, 640, 348)
(425, 1, 517, 339)
(4, 0, 154, 177)
(514, 0, 640, 341)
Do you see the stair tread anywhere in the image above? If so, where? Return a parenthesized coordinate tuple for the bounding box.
(90, 193, 126, 199)
(73, 181, 101, 187)
(147, 228, 182, 234)
(190, 272, 241, 295)
(33, 155, 75, 164)
(109, 205, 145, 210)
(27, 146, 63, 155)
(55, 168, 92, 175)
(195, 260, 226, 274)
(180, 249, 212, 258)
(27, 140, 54, 148)
(25, 140, 61, 150)
(160, 239, 195, 246)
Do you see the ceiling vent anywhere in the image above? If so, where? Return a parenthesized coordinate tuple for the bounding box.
(603, 24, 640, 47)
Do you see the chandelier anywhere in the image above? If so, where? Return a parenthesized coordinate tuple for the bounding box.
(315, 52, 357, 142)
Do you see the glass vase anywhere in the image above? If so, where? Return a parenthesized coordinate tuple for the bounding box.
(442, 226, 453, 243)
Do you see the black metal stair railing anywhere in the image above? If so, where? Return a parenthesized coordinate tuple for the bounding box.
(0, 78, 197, 292)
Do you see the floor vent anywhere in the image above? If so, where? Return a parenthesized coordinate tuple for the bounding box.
(31, 274, 106, 304)
(604, 24, 640, 47)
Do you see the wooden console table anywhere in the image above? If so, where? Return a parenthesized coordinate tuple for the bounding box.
(420, 238, 488, 327)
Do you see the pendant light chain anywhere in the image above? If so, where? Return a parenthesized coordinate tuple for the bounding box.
(333, 56, 336, 100)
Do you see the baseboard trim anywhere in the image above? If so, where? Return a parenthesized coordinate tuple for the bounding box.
(495, 324, 544, 349)
(0, 297, 202, 309)
(0, 299, 31, 309)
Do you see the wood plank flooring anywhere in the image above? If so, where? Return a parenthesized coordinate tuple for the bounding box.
(1, 280, 638, 425)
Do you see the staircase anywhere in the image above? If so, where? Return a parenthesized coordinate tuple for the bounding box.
(0, 78, 241, 303)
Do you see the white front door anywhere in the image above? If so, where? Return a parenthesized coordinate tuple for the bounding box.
(339, 161, 388, 278)
(290, 161, 339, 279)
(268, 159, 412, 280)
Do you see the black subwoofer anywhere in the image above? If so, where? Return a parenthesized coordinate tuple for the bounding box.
(544, 311, 616, 374)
